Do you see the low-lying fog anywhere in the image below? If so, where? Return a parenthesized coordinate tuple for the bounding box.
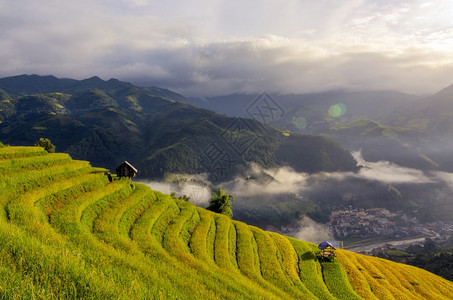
(138, 151, 453, 243)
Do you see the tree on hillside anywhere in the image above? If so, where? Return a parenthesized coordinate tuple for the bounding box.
(35, 138, 55, 153)
(179, 195, 191, 202)
(206, 187, 235, 218)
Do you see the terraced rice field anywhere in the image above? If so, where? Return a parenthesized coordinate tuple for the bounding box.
(0, 146, 452, 299)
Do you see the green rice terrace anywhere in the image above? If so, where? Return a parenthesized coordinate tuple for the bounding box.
(0, 145, 452, 299)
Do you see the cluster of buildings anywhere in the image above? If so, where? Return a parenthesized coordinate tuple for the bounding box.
(328, 207, 435, 239)
(274, 206, 453, 251)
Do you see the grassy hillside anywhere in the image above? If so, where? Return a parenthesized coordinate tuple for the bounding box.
(0, 146, 452, 299)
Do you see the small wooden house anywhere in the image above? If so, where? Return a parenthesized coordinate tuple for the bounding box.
(318, 241, 336, 261)
(116, 161, 138, 179)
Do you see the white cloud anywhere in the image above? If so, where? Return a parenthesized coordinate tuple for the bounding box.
(431, 171, 453, 191)
(420, 2, 434, 9)
(353, 151, 433, 184)
(1, 0, 453, 95)
(137, 173, 213, 206)
(219, 151, 439, 201)
(294, 216, 334, 244)
(142, 152, 439, 205)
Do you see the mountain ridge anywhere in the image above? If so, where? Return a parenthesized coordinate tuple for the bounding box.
(186, 89, 419, 122)
(0, 74, 358, 182)
(185, 84, 453, 172)
(0, 74, 187, 103)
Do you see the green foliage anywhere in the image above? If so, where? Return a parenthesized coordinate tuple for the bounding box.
(423, 238, 437, 252)
(34, 138, 55, 153)
(410, 252, 453, 281)
(385, 249, 412, 258)
(0, 88, 9, 100)
(381, 238, 453, 281)
(324, 117, 446, 172)
(206, 187, 235, 218)
(0, 141, 4, 148)
(178, 194, 191, 201)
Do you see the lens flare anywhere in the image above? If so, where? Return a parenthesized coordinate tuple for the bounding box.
(328, 103, 347, 118)
(292, 116, 307, 129)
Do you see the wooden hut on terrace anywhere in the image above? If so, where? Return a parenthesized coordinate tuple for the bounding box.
(318, 241, 336, 261)
(115, 161, 138, 179)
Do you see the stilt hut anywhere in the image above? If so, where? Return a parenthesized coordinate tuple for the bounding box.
(318, 241, 336, 261)
(115, 161, 138, 179)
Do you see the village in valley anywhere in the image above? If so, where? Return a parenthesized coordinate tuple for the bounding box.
(327, 207, 453, 240)
(277, 205, 453, 255)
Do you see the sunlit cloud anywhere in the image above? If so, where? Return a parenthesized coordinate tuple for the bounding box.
(1, 0, 453, 96)
(353, 152, 433, 184)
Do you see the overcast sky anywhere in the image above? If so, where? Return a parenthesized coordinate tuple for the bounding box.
(1, 0, 453, 96)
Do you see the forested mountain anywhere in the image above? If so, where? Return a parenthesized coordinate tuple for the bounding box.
(0, 75, 358, 181)
(186, 86, 453, 172)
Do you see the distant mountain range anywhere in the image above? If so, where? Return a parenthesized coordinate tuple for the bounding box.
(187, 90, 418, 122)
(186, 87, 453, 172)
(0, 75, 358, 181)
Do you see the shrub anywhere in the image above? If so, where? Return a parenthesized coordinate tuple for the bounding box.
(206, 188, 235, 218)
(35, 138, 55, 153)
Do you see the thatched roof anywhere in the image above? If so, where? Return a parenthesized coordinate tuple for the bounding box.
(116, 161, 138, 173)
(318, 241, 336, 250)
